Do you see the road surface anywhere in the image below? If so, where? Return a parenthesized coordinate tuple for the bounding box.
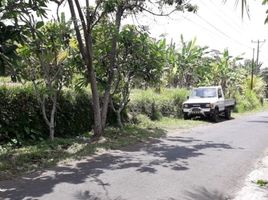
(1, 111, 268, 200)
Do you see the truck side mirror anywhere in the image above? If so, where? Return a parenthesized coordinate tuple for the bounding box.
(187, 96, 189, 99)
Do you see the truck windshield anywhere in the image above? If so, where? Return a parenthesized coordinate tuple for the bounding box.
(190, 88, 217, 98)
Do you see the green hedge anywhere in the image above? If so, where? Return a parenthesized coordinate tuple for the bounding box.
(128, 88, 189, 120)
(0, 85, 93, 145)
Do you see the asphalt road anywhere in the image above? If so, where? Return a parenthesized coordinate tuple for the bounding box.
(1, 111, 268, 200)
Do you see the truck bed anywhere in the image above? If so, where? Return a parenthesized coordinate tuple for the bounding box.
(224, 99, 236, 108)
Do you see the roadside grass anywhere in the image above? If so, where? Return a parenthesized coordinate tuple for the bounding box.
(0, 125, 166, 181)
(149, 117, 209, 129)
(233, 101, 268, 118)
(134, 114, 209, 130)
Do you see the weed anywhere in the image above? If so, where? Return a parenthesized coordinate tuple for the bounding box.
(256, 179, 268, 187)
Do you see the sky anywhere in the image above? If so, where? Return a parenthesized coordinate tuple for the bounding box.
(49, 0, 268, 68)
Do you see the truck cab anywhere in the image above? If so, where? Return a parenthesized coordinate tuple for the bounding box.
(182, 86, 235, 122)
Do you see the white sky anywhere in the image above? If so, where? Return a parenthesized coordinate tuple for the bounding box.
(49, 0, 268, 68)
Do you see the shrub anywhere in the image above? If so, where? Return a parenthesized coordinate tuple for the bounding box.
(235, 90, 261, 112)
(0, 85, 93, 146)
(135, 114, 155, 128)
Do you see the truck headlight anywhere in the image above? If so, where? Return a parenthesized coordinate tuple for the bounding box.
(206, 103, 215, 108)
(205, 103, 211, 108)
(183, 104, 189, 108)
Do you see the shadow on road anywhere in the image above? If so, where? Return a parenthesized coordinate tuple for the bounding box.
(74, 190, 125, 200)
(183, 187, 231, 200)
(247, 116, 268, 124)
(247, 120, 268, 123)
(0, 135, 237, 200)
(73, 187, 231, 200)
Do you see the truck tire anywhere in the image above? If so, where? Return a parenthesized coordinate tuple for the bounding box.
(184, 113, 190, 120)
(211, 108, 220, 123)
(224, 108, 231, 120)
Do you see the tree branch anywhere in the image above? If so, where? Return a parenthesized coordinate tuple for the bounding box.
(74, 0, 87, 34)
(67, 0, 86, 60)
(131, 4, 178, 16)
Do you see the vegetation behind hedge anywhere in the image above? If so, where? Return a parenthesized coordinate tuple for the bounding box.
(128, 88, 189, 120)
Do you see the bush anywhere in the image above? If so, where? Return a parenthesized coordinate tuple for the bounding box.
(235, 90, 261, 112)
(128, 88, 189, 120)
(0, 85, 93, 146)
(134, 114, 155, 128)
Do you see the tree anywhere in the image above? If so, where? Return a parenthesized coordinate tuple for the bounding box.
(0, 0, 48, 79)
(91, 22, 166, 127)
(18, 16, 74, 140)
(0, 22, 20, 78)
(67, 0, 197, 138)
(226, 0, 268, 23)
(110, 25, 166, 127)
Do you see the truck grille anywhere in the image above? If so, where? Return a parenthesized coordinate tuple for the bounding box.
(187, 103, 208, 108)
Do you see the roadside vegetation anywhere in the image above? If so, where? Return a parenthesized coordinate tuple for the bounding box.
(256, 179, 268, 187)
(0, 125, 166, 180)
(1, 0, 268, 180)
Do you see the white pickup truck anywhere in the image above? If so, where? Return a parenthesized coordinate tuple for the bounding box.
(182, 86, 236, 122)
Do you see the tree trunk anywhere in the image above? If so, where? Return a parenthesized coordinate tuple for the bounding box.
(68, 0, 103, 138)
(101, 6, 123, 130)
(49, 125, 55, 140)
(89, 68, 103, 138)
(49, 95, 57, 141)
(116, 111, 123, 128)
(86, 34, 102, 138)
(0, 62, 5, 76)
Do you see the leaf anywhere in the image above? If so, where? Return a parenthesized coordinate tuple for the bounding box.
(69, 37, 78, 50)
(265, 16, 268, 24)
(36, 21, 44, 29)
(57, 50, 68, 64)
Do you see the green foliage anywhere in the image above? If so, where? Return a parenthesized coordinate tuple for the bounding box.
(118, 25, 166, 88)
(129, 88, 189, 120)
(235, 90, 261, 112)
(243, 76, 266, 98)
(172, 36, 209, 87)
(134, 114, 155, 128)
(18, 19, 75, 84)
(234, 76, 266, 112)
(256, 179, 268, 187)
(0, 0, 49, 77)
(0, 76, 11, 83)
(0, 85, 93, 146)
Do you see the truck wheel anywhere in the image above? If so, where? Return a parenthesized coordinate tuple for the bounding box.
(211, 108, 220, 123)
(224, 108, 231, 120)
(184, 113, 190, 120)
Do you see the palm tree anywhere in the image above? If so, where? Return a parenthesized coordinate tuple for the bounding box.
(223, 0, 249, 18)
(227, 0, 268, 23)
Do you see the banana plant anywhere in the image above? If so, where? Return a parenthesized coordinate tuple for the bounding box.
(175, 35, 209, 88)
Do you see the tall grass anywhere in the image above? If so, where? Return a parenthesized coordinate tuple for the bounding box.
(129, 88, 189, 120)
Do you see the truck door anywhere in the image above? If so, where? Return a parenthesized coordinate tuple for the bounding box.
(218, 88, 225, 111)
